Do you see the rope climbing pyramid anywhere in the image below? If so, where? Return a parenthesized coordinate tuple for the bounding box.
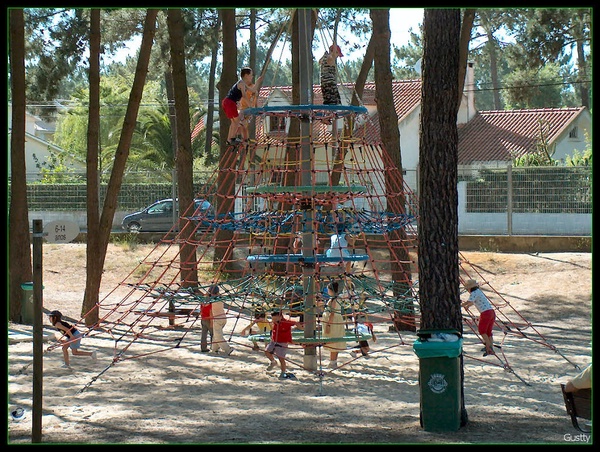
(72, 103, 576, 388)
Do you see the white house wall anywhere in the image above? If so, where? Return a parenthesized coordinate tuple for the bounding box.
(552, 114, 591, 163)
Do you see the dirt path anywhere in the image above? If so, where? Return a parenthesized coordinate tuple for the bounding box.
(8, 245, 592, 444)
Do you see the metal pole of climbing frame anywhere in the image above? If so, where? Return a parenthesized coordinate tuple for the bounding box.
(32, 219, 44, 442)
(298, 8, 317, 372)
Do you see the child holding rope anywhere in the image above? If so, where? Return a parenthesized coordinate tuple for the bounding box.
(48, 310, 96, 368)
(241, 310, 271, 351)
(222, 67, 263, 146)
(319, 43, 343, 105)
(461, 279, 497, 356)
(265, 310, 300, 380)
(350, 313, 376, 358)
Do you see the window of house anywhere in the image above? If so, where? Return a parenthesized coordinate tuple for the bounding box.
(269, 116, 286, 133)
(568, 126, 579, 139)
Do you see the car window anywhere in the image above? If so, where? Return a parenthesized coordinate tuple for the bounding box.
(147, 201, 172, 214)
(194, 199, 211, 212)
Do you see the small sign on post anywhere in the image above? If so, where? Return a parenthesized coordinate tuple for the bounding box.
(43, 220, 80, 244)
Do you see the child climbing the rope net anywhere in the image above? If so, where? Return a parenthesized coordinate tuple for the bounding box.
(241, 310, 271, 351)
(350, 313, 376, 359)
(221, 67, 263, 146)
(461, 279, 497, 357)
(319, 43, 343, 106)
(325, 223, 355, 274)
(265, 310, 301, 380)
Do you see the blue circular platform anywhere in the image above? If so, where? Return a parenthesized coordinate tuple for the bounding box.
(248, 330, 372, 344)
(244, 104, 368, 118)
(247, 254, 369, 263)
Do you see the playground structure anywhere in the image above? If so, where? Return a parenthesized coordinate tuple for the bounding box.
(84, 103, 421, 373)
(56, 9, 580, 389)
(61, 101, 581, 392)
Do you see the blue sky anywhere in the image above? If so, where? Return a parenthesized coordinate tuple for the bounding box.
(112, 8, 424, 64)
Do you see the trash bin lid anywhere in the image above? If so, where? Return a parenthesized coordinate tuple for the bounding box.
(416, 328, 460, 338)
(413, 338, 463, 358)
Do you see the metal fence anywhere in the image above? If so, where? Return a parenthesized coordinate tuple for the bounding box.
(457, 165, 591, 236)
(11, 165, 592, 236)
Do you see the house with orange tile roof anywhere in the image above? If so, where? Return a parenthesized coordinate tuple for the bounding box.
(457, 107, 590, 167)
(198, 63, 590, 181)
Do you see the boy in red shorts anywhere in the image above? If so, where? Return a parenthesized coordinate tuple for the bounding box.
(461, 279, 497, 356)
(265, 310, 301, 379)
(221, 67, 263, 146)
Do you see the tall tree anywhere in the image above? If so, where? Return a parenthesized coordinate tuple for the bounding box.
(9, 8, 33, 322)
(457, 9, 476, 103)
(370, 8, 414, 331)
(85, 8, 101, 323)
(204, 14, 221, 158)
(418, 7, 466, 425)
(82, 9, 158, 325)
(167, 8, 198, 287)
(477, 10, 504, 109)
(214, 8, 237, 271)
(330, 33, 375, 189)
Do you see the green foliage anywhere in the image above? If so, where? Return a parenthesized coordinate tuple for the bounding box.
(566, 149, 592, 167)
(21, 7, 592, 178)
(466, 166, 591, 214)
(470, 8, 590, 110)
(32, 149, 85, 184)
(391, 28, 422, 80)
(502, 63, 564, 109)
(565, 130, 592, 167)
(111, 232, 140, 251)
(513, 152, 557, 167)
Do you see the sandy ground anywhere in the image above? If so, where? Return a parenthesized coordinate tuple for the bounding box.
(7, 244, 592, 444)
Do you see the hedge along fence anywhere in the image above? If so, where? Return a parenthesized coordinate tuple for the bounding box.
(462, 166, 592, 214)
(23, 182, 210, 211)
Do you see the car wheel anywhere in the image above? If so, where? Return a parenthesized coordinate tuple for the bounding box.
(127, 222, 141, 233)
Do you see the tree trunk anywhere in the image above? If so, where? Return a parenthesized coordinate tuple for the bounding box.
(168, 8, 198, 287)
(214, 9, 237, 271)
(8, 8, 32, 322)
(204, 15, 221, 158)
(575, 11, 589, 108)
(457, 9, 476, 103)
(419, 7, 465, 425)
(83, 8, 102, 322)
(82, 9, 158, 326)
(370, 9, 414, 331)
(330, 34, 375, 189)
(479, 12, 502, 110)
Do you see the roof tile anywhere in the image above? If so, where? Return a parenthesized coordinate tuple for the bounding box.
(457, 107, 586, 164)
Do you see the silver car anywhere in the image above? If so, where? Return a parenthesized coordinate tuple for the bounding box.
(121, 198, 211, 233)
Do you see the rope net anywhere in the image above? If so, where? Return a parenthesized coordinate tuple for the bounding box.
(70, 104, 574, 387)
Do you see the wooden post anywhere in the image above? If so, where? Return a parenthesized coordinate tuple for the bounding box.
(32, 219, 43, 442)
(298, 8, 317, 372)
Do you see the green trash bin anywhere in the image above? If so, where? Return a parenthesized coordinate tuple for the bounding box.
(20, 282, 35, 325)
(413, 329, 463, 432)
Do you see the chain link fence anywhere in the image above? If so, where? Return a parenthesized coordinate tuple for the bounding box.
(457, 165, 591, 235)
(10, 166, 592, 236)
